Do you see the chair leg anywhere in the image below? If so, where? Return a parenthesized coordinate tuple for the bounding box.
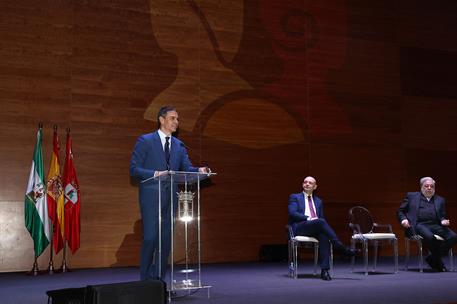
(393, 238, 398, 273)
(373, 240, 378, 272)
(418, 240, 423, 273)
(350, 239, 356, 273)
(329, 243, 334, 276)
(363, 241, 368, 276)
(288, 241, 293, 277)
(313, 243, 319, 276)
(293, 243, 298, 279)
(404, 239, 410, 271)
(449, 248, 454, 272)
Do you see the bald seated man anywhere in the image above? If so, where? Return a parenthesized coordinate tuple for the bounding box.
(288, 176, 356, 281)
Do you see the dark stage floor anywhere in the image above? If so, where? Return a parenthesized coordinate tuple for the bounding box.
(1, 258, 456, 304)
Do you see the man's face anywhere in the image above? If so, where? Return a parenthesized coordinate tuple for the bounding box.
(159, 110, 179, 134)
(302, 177, 317, 194)
(421, 180, 435, 198)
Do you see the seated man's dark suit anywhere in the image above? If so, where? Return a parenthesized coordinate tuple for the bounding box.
(397, 192, 457, 268)
(288, 192, 347, 270)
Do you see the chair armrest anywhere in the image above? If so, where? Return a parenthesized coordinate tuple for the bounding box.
(349, 223, 362, 235)
(286, 225, 295, 240)
(409, 234, 423, 241)
(373, 223, 393, 233)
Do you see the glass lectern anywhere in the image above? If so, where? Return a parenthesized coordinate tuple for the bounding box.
(155, 171, 215, 301)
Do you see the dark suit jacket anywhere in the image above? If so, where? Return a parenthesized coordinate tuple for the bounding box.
(397, 191, 447, 235)
(130, 131, 198, 206)
(288, 192, 324, 234)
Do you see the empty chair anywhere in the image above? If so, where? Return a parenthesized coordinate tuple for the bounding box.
(348, 206, 398, 275)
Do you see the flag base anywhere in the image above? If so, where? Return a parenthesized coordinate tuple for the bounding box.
(26, 259, 40, 276)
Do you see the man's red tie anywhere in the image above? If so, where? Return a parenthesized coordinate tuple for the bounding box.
(307, 195, 317, 218)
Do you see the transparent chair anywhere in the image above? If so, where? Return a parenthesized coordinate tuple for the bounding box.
(405, 233, 454, 272)
(286, 225, 333, 279)
(348, 206, 398, 275)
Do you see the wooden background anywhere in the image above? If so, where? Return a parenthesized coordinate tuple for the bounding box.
(0, 0, 455, 272)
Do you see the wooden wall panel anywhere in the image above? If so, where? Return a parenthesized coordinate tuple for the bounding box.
(0, 0, 456, 272)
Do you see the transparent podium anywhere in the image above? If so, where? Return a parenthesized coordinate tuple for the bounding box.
(156, 171, 215, 301)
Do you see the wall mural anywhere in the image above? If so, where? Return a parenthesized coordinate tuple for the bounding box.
(144, 0, 350, 149)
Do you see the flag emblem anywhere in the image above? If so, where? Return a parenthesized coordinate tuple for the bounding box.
(47, 176, 63, 200)
(29, 182, 45, 202)
(65, 183, 78, 205)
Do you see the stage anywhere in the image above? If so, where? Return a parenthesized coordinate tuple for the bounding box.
(1, 258, 456, 304)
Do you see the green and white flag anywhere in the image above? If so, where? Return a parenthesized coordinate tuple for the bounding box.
(25, 127, 50, 257)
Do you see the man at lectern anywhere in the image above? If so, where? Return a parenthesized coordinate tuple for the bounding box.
(130, 106, 209, 280)
(288, 176, 356, 281)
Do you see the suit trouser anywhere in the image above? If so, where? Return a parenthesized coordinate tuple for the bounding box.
(295, 218, 345, 270)
(416, 222, 457, 264)
(140, 188, 175, 280)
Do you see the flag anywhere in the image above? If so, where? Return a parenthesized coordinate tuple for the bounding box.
(46, 127, 64, 254)
(63, 130, 80, 254)
(25, 126, 50, 257)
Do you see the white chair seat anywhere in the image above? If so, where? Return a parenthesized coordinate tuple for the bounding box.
(434, 234, 444, 241)
(352, 233, 396, 240)
(294, 236, 319, 243)
(408, 234, 444, 241)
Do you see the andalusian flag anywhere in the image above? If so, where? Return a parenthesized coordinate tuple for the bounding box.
(63, 129, 80, 254)
(25, 126, 50, 257)
(46, 127, 64, 254)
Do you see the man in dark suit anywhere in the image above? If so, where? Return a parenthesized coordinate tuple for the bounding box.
(397, 176, 457, 272)
(130, 106, 209, 280)
(288, 176, 355, 281)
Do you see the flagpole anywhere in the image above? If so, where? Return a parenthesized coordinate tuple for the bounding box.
(47, 225, 55, 274)
(61, 241, 70, 272)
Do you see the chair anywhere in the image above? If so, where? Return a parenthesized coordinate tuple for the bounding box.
(405, 233, 454, 272)
(348, 206, 398, 275)
(286, 225, 333, 279)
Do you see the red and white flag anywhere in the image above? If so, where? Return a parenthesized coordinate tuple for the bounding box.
(63, 129, 80, 254)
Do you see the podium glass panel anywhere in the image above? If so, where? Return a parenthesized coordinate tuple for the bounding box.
(155, 171, 215, 300)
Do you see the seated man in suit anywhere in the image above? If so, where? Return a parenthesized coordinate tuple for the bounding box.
(288, 176, 356, 281)
(397, 176, 457, 272)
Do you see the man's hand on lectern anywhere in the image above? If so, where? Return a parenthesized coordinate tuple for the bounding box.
(199, 167, 211, 174)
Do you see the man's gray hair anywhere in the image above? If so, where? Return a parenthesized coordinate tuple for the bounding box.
(420, 176, 435, 187)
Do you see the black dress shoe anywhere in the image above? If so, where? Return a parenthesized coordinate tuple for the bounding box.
(425, 255, 436, 269)
(344, 248, 357, 257)
(320, 269, 332, 281)
(333, 240, 357, 257)
(438, 266, 448, 272)
(426, 255, 447, 272)
(434, 260, 448, 272)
